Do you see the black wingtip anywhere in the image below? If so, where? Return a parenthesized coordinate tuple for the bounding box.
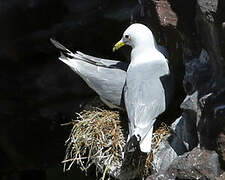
(50, 38, 61, 48)
(50, 38, 56, 44)
(50, 38, 71, 54)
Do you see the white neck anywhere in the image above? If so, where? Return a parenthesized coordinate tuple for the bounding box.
(131, 45, 156, 62)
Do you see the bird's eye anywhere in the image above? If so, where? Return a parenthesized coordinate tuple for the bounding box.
(125, 35, 130, 39)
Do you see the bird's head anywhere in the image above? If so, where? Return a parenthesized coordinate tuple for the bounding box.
(113, 23, 156, 52)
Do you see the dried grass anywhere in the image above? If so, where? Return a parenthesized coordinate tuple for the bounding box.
(62, 99, 171, 179)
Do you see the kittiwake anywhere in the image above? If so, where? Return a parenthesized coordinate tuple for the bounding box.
(113, 23, 173, 153)
(50, 33, 168, 111)
(51, 23, 173, 154)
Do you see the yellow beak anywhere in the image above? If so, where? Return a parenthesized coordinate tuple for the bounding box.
(112, 40, 125, 52)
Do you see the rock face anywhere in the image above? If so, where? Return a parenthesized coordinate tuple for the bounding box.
(0, 0, 137, 180)
(132, 0, 225, 179)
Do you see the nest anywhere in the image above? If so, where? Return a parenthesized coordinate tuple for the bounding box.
(62, 98, 171, 179)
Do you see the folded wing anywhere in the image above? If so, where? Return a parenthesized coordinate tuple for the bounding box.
(51, 39, 129, 109)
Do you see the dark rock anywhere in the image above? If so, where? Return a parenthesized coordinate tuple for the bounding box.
(0, 0, 136, 62)
(0, 0, 137, 179)
(197, 0, 218, 22)
(169, 148, 222, 180)
(196, 0, 225, 74)
(217, 131, 225, 168)
(167, 132, 187, 156)
(171, 92, 199, 151)
(198, 89, 225, 159)
(183, 49, 213, 95)
(154, 0, 177, 27)
(148, 148, 222, 180)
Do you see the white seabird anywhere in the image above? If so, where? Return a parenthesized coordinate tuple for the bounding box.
(113, 23, 173, 153)
(51, 23, 173, 153)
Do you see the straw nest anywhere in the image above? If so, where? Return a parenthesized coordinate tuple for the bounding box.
(62, 98, 171, 179)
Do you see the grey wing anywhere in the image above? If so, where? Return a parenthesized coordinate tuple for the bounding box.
(125, 61, 170, 138)
(51, 39, 128, 109)
(125, 80, 166, 138)
(75, 51, 128, 71)
(75, 60, 127, 109)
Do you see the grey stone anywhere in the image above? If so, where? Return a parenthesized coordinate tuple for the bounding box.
(148, 148, 222, 180)
(152, 139, 178, 173)
(178, 92, 199, 151)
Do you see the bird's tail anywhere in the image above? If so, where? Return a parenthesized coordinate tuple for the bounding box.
(119, 128, 153, 179)
(126, 126, 153, 154)
(124, 126, 153, 154)
(139, 126, 153, 153)
(120, 135, 148, 179)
